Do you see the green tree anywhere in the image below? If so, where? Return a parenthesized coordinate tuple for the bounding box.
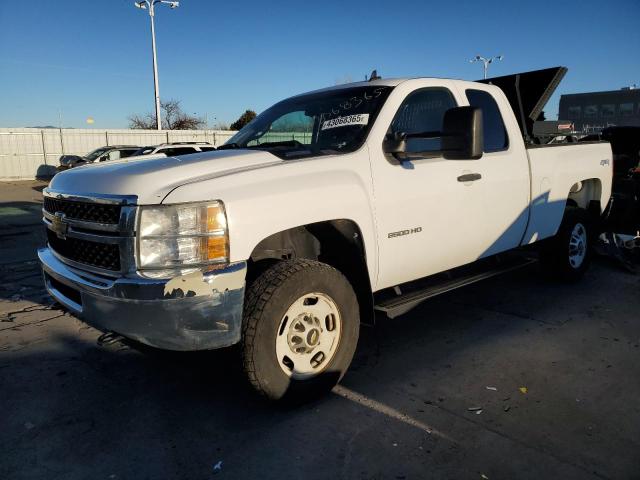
(230, 109, 257, 131)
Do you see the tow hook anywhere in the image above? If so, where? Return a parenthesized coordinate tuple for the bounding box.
(96, 331, 125, 347)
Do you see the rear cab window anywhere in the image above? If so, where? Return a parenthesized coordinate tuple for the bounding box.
(465, 89, 509, 152)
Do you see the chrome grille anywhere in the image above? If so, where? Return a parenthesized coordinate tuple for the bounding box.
(43, 190, 137, 276)
(44, 197, 121, 224)
(46, 229, 121, 271)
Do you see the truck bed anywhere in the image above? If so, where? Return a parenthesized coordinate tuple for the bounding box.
(522, 142, 613, 245)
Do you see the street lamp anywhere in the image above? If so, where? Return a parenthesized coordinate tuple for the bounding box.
(470, 55, 503, 80)
(134, 0, 180, 130)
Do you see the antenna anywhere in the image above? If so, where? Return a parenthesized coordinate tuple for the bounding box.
(368, 69, 381, 82)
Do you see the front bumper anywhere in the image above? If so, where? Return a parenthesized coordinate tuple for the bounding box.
(39, 247, 246, 351)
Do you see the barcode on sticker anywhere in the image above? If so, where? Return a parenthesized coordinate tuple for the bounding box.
(321, 114, 369, 130)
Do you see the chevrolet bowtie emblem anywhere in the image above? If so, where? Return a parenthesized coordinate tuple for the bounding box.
(51, 212, 69, 239)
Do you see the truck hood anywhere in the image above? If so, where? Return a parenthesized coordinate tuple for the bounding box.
(47, 150, 283, 204)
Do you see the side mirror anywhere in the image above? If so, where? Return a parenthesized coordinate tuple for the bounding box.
(382, 132, 407, 155)
(382, 106, 483, 160)
(99, 155, 109, 162)
(441, 106, 483, 160)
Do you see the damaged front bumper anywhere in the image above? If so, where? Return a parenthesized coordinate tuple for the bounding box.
(38, 247, 246, 351)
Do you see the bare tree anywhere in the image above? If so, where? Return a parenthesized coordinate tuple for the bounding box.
(128, 99, 206, 130)
(128, 113, 156, 130)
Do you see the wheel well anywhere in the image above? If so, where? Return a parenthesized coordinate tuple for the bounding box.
(247, 220, 374, 324)
(568, 178, 602, 212)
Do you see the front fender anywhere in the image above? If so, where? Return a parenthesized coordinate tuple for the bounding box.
(162, 151, 380, 289)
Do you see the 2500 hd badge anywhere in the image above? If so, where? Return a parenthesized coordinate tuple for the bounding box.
(388, 227, 422, 238)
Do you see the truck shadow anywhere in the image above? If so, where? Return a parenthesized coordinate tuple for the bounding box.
(3, 257, 636, 479)
(4, 259, 606, 404)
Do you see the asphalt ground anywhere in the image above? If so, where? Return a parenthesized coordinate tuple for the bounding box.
(1, 180, 639, 480)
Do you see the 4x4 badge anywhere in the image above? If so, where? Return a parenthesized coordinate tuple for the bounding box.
(51, 212, 69, 239)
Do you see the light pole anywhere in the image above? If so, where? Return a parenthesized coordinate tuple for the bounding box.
(134, 1, 179, 130)
(470, 55, 503, 79)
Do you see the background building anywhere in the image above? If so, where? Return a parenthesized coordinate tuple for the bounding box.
(559, 86, 640, 132)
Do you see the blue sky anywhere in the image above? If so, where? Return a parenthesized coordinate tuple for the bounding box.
(0, 0, 638, 128)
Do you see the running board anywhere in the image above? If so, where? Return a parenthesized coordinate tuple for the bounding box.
(374, 256, 537, 319)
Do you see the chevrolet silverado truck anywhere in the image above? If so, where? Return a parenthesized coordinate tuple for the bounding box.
(39, 67, 613, 401)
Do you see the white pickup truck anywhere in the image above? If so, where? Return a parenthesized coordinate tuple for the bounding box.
(39, 67, 612, 401)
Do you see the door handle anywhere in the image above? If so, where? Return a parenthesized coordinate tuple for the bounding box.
(457, 173, 482, 182)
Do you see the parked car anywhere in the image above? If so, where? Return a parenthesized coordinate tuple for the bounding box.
(40, 67, 612, 402)
(57, 145, 140, 171)
(129, 142, 216, 158)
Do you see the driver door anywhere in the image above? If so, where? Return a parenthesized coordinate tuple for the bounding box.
(369, 85, 489, 289)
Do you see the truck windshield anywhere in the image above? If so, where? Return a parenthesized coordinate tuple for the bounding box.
(224, 86, 393, 159)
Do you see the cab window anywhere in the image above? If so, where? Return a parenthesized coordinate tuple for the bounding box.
(388, 88, 457, 154)
(465, 89, 509, 152)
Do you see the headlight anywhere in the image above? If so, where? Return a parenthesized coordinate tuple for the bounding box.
(137, 201, 229, 274)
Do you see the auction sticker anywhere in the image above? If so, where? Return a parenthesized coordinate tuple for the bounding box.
(321, 114, 369, 130)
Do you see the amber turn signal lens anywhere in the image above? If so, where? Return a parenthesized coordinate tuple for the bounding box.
(207, 205, 227, 232)
(207, 236, 227, 260)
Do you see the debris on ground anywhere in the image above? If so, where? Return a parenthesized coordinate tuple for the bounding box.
(519, 387, 528, 394)
(485, 386, 497, 391)
(595, 232, 640, 273)
(212, 461, 223, 474)
(503, 405, 511, 412)
(468, 406, 482, 412)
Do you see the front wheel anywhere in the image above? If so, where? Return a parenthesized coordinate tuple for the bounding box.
(241, 259, 359, 402)
(540, 207, 593, 281)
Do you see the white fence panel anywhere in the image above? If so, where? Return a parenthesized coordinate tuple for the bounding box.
(0, 128, 237, 180)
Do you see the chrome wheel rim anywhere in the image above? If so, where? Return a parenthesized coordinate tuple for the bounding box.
(568, 223, 587, 269)
(275, 292, 342, 380)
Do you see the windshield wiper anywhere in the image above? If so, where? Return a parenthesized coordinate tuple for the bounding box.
(248, 140, 303, 149)
(217, 142, 241, 150)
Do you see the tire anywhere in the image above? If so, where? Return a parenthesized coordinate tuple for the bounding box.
(241, 259, 359, 402)
(540, 207, 593, 282)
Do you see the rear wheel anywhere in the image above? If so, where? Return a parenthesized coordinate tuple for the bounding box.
(241, 259, 359, 402)
(540, 207, 592, 281)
